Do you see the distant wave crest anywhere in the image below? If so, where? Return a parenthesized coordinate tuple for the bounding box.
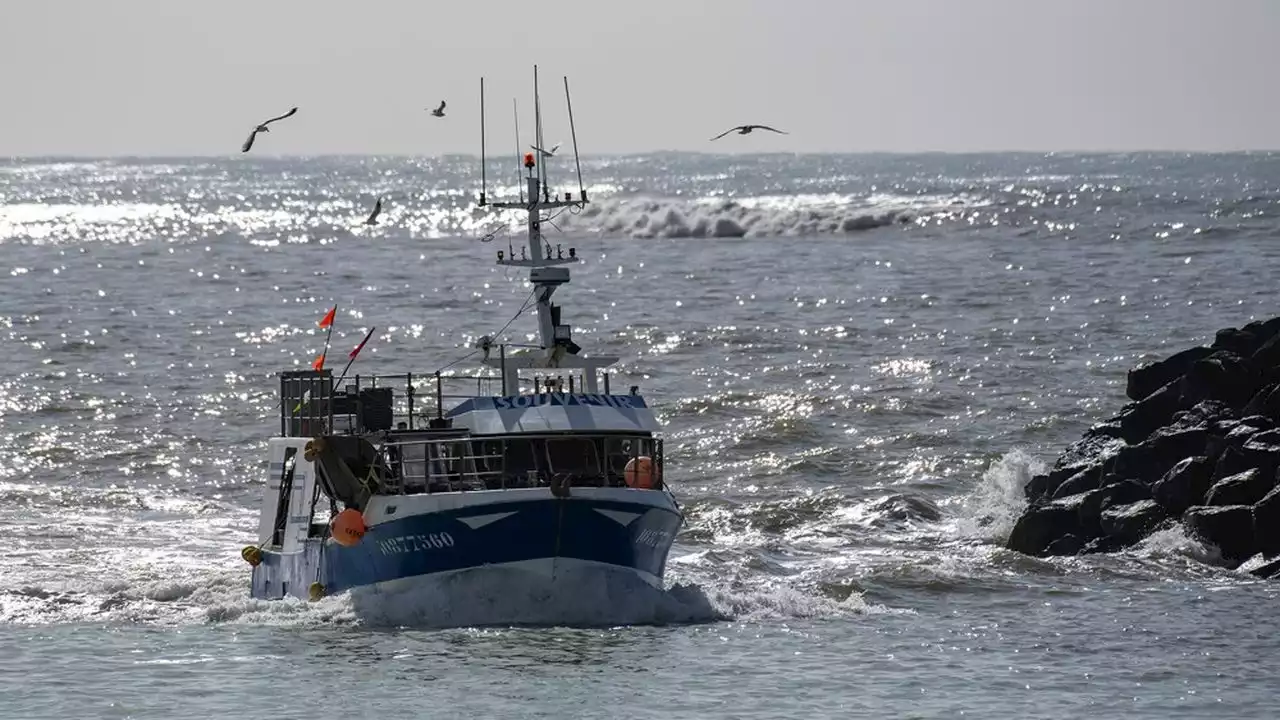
(553, 192, 982, 239)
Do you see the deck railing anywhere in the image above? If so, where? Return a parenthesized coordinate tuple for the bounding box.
(357, 432, 664, 495)
(278, 366, 617, 438)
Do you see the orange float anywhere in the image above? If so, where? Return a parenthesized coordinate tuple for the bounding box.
(624, 456, 659, 489)
(330, 508, 367, 547)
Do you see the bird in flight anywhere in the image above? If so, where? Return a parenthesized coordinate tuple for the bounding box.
(241, 107, 298, 153)
(364, 196, 384, 226)
(429, 100, 447, 117)
(531, 142, 562, 158)
(709, 124, 788, 141)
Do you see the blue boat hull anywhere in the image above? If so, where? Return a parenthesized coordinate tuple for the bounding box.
(249, 493, 682, 601)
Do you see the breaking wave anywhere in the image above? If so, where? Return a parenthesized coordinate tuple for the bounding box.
(551, 192, 986, 239)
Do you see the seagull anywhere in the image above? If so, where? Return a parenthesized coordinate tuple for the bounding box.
(709, 124, 788, 141)
(531, 142, 562, 158)
(241, 107, 298, 153)
(364, 196, 384, 225)
(429, 100, 446, 117)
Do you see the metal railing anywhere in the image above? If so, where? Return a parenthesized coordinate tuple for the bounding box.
(358, 432, 665, 495)
(278, 366, 625, 438)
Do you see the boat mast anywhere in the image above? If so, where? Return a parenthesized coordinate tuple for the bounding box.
(476, 66, 615, 394)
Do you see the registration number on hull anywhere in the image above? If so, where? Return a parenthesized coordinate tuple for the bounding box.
(377, 532, 456, 556)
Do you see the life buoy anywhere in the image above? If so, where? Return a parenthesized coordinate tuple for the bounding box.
(330, 508, 366, 546)
(624, 456, 659, 489)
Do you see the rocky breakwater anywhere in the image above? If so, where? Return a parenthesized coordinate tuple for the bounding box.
(1007, 316, 1280, 578)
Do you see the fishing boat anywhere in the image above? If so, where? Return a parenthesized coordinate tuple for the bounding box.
(241, 67, 684, 610)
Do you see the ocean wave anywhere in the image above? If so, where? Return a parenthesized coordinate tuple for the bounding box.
(551, 192, 983, 239)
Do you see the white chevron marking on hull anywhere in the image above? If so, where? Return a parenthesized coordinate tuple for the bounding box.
(457, 511, 518, 529)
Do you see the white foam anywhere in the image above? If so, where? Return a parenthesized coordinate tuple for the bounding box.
(950, 449, 1045, 542)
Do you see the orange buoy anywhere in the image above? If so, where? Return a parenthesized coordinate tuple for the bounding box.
(624, 456, 658, 489)
(330, 508, 366, 547)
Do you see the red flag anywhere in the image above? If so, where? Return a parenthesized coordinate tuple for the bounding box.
(318, 306, 336, 329)
(312, 353, 326, 371)
(348, 326, 376, 361)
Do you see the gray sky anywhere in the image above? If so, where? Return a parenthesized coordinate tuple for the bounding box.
(3, 0, 1278, 156)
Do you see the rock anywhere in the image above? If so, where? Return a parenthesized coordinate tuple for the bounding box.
(1242, 384, 1280, 423)
(1249, 556, 1280, 579)
(1049, 467, 1104, 500)
(1240, 429, 1280, 476)
(1251, 336, 1280, 376)
(1008, 488, 1114, 556)
(1179, 351, 1260, 409)
(1100, 499, 1167, 545)
(1212, 327, 1262, 357)
(1117, 382, 1186, 443)
(1007, 502, 1085, 557)
(1108, 427, 1207, 485)
(1184, 505, 1258, 566)
(1239, 415, 1276, 431)
(1009, 315, 1280, 568)
(1252, 484, 1280, 557)
(1205, 468, 1275, 506)
(1045, 534, 1087, 556)
(1151, 456, 1213, 514)
(1126, 345, 1213, 402)
(1226, 422, 1267, 445)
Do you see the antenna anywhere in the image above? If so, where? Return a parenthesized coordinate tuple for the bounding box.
(479, 76, 487, 206)
(564, 75, 586, 203)
(533, 64, 549, 202)
(512, 98, 524, 204)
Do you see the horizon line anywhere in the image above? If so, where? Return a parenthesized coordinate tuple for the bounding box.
(4, 148, 1280, 161)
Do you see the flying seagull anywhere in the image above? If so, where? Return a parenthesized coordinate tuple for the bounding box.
(531, 142, 562, 158)
(429, 100, 446, 117)
(364, 196, 384, 226)
(709, 124, 788, 141)
(241, 107, 299, 153)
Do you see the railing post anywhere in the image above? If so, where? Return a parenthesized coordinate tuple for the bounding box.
(500, 343, 507, 396)
(406, 373, 415, 430)
(435, 371, 444, 420)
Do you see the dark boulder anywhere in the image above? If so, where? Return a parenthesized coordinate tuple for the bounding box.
(1240, 429, 1280, 476)
(1045, 534, 1087, 556)
(1007, 501, 1085, 557)
(1126, 345, 1213, 402)
(1250, 335, 1280, 376)
(1179, 351, 1260, 409)
(1212, 327, 1263, 357)
(1100, 499, 1167, 545)
(1108, 427, 1207, 485)
(1008, 489, 1111, 556)
(1184, 505, 1258, 566)
(1008, 315, 1280, 569)
(1049, 467, 1105, 500)
(1151, 456, 1213, 514)
(1249, 557, 1280, 579)
(1117, 382, 1186, 443)
(1238, 414, 1276, 432)
(1242, 384, 1280, 424)
(1205, 468, 1275, 506)
(1026, 431, 1125, 502)
(1252, 484, 1280, 557)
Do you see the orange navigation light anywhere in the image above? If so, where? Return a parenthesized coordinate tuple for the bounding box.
(523, 152, 536, 168)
